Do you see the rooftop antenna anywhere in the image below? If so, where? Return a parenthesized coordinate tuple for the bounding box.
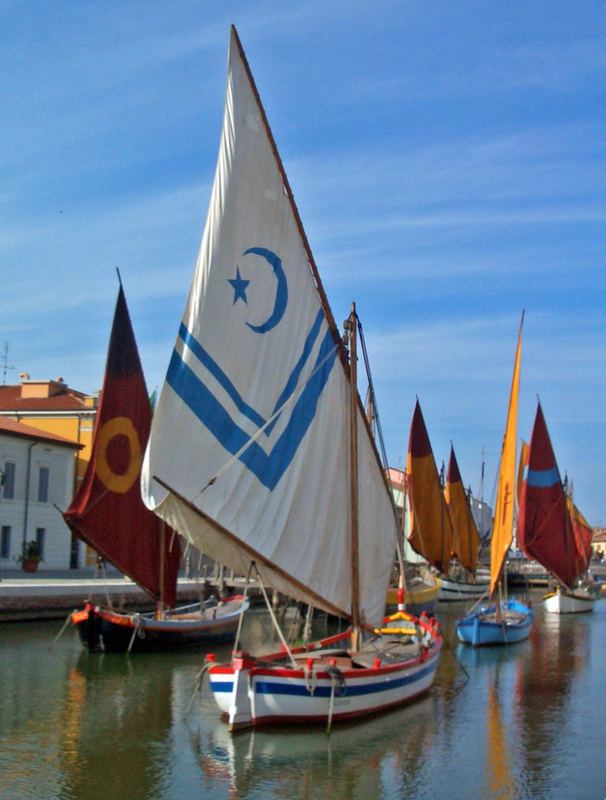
(479, 446, 485, 503)
(1, 343, 15, 385)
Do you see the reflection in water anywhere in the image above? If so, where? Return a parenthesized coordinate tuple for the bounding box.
(193, 694, 438, 800)
(1, 598, 605, 799)
(513, 610, 588, 794)
(58, 653, 174, 800)
(486, 665, 514, 800)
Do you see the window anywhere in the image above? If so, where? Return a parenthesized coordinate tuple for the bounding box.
(2, 461, 15, 500)
(0, 526, 10, 559)
(35, 528, 45, 559)
(37, 466, 50, 503)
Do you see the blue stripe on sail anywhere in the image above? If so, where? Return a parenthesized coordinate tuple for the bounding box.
(210, 662, 436, 698)
(527, 467, 560, 488)
(178, 323, 266, 431)
(166, 327, 338, 491)
(266, 308, 324, 435)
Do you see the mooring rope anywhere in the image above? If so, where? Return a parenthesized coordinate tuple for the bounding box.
(126, 614, 143, 654)
(49, 609, 77, 649)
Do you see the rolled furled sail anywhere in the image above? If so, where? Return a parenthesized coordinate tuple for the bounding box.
(141, 27, 397, 627)
(490, 313, 523, 595)
(406, 399, 455, 574)
(445, 445, 479, 575)
(518, 402, 590, 588)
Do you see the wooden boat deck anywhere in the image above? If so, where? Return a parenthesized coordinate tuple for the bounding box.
(287, 636, 423, 670)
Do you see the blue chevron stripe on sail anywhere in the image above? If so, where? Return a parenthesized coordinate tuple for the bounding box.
(178, 322, 267, 431)
(166, 327, 338, 490)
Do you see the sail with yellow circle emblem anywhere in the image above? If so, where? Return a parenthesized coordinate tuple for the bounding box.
(64, 286, 180, 607)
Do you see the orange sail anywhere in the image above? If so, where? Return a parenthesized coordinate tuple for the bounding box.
(407, 399, 455, 573)
(445, 445, 479, 574)
(568, 498, 593, 571)
(517, 439, 529, 504)
(490, 313, 524, 596)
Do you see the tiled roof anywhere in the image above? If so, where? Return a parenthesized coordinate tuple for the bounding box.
(0, 384, 92, 412)
(0, 417, 83, 448)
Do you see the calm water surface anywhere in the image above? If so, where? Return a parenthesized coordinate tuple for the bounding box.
(1, 593, 605, 800)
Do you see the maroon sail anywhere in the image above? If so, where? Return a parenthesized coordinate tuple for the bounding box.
(518, 403, 588, 588)
(64, 286, 180, 606)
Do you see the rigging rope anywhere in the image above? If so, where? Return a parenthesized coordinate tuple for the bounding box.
(49, 610, 77, 649)
(357, 316, 407, 588)
(252, 562, 297, 668)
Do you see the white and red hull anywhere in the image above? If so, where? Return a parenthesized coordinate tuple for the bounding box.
(207, 617, 442, 731)
(543, 587, 595, 614)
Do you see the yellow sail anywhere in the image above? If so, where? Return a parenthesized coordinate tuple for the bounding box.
(490, 313, 524, 595)
(444, 445, 479, 574)
(407, 399, 455, 574)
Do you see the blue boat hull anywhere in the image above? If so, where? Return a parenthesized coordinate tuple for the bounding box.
(456, 599, 534, 646)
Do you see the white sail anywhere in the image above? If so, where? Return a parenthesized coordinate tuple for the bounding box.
(142, 28, 397, 626)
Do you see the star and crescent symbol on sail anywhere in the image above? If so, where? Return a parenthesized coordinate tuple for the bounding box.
(227, 247, 288, 334)
(227, 266, 250, 304)
(167, 243, 338, 490)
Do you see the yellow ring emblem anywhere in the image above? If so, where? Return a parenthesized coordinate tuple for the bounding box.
(96, 417, 142, 494)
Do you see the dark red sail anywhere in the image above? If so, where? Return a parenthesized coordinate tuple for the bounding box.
(64, 286, 180, 606)
(518, 403, 588, 588)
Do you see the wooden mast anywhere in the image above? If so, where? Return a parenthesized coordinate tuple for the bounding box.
(347, 303, 361, 648)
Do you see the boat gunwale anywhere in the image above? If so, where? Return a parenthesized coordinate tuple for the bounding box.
(209, 621, 442, 680)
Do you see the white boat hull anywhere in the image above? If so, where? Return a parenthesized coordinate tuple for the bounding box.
(438, 575, 490, 602)
(543, 587, 595, 614)
(208, 620, 442, 730)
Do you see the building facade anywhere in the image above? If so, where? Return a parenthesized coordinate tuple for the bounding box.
(0, 376, 98, 568)
(0, 418, 82, 570)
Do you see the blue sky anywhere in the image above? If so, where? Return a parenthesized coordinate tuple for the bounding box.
(2, 2, 605, 524)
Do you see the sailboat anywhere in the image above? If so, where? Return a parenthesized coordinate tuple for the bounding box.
(518, 402, 596, 614)
(441, 445, 490, 600)
(66, 284, 249, 652)
(385, 467, 441, 616)
(142, 26, 442, 730)
(457, 313, 534, 646)
(406, 401, 488, 602)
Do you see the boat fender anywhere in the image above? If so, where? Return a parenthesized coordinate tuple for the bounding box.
(325, 661, 347, 696)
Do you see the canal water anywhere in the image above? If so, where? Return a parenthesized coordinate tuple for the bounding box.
(1, 592, 605, 800)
